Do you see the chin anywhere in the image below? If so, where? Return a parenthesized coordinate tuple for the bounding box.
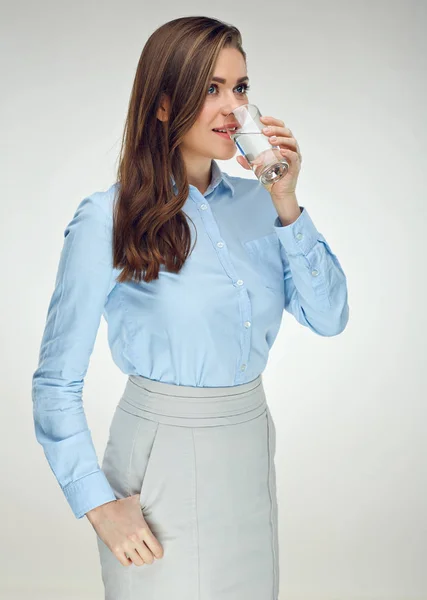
(214, 146, 237, 161)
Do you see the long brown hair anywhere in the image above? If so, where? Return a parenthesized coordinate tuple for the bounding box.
(112, 16, 247, 284)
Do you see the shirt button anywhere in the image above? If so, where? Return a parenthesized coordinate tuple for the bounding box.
(236, 279, 244, 286)
(296, 233, 303, 240)
(200, 203, 208, 210)
(311, 269, 319, 276)
(240, 364, 247, 371)
(244, 321, 251, 328)
(217, 241, 224, 248)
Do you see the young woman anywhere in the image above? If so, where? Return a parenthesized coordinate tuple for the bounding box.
(32, 15, 349, 600)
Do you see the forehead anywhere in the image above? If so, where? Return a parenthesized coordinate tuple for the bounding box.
(212, 47, 247, 82)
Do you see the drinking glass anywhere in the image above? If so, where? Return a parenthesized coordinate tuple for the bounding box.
(223, 104, 289, 187)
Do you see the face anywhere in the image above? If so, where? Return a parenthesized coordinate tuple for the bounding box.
(180, 47, 250, 162)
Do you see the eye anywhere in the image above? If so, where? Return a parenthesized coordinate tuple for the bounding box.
(236, 82, 251, 94)
(207, 82, 251, 95)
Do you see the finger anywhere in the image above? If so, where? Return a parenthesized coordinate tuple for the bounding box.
(138, 525, 164, 559)
(124, 541, 154, 566)
(134, 539, 156, 565)
(260, 115, 285, 127)
(267, 136, 297, 148)
(126, 530, 158, 566)
(120, 551, 133, 567)
(125, 533, 153, 565)
(278, 148, 302, 162)
(125, 546, 148, 566)
(263, 126, 293, 138)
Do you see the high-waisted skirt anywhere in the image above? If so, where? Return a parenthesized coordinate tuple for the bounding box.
(96, 373, 279, 600)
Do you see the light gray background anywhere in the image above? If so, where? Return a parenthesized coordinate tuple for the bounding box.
(1, 1, 426, 599)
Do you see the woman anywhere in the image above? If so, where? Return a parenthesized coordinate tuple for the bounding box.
(31, 15, 349, 600)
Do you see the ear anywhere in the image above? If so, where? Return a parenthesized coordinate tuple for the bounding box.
(157, 93, 171, 122)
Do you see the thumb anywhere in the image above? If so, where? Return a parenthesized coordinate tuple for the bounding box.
(236, 155, 252, 170)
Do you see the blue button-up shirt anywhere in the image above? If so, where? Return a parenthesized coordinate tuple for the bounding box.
(32, 159, 349, 519)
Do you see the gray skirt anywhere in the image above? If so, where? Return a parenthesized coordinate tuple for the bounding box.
(96, 373, 279, 600)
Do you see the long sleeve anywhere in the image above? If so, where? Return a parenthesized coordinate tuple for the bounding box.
(32, 195, 118, 519)
(273, 206, 349, 336)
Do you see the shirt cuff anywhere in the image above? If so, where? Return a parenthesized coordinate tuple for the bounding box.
(273, 206, 320, 256)
(62, 469, 117, 519)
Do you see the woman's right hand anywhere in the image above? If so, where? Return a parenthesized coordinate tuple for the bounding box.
(86, 493, 164, 567)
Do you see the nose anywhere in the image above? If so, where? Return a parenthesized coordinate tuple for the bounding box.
(219, 102, 247, 130)
(220, 101, 244, 118)
(220, 91, 248, 118)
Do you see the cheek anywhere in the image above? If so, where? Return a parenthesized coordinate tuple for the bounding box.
(198, 105, 216, 130)
(181, 127, 199, 149)
(181, 107, 215, 148)
(183, 122, 210, 147)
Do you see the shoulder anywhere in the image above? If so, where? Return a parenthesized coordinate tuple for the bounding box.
(80, 182, 119, 221)
(64, 182, 118, 240)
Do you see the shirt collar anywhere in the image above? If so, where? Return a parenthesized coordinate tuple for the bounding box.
(170, 159, 235, 198)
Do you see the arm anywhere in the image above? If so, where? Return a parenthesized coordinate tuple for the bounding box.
(273, 205, 349, 336)
(32, 194, 118, 519)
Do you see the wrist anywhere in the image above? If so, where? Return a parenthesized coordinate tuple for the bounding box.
(272, 193, 301, 226)
(85, 499, 116, 523)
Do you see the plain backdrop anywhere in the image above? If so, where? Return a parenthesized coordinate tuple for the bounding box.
(1, 1, 426, 599)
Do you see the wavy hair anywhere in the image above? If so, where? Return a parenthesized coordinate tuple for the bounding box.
(112, 16, 247, 284)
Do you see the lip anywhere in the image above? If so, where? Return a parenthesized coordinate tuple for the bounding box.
(212, 121, 240, 132)
(213, 130, 234, 141)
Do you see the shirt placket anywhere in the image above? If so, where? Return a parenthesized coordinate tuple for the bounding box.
(190, 190, 252, 385)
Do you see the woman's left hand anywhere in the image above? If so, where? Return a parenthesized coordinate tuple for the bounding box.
(236, 115, 302, 198)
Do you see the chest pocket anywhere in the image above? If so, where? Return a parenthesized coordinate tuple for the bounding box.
(244, 232, 284, 293)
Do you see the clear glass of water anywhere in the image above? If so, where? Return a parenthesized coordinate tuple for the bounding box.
(223, 104, 289, 187)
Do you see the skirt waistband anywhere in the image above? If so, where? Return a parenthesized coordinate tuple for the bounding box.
(118, 374, 266, 427)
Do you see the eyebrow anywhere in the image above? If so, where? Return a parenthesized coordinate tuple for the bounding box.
(211, 76, 249, 84)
